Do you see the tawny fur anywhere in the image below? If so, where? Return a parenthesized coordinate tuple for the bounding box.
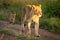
(9, 13, 16, 24)
(21, 4, 42, 36)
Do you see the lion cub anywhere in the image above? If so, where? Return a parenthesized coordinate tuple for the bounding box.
(9, 11, 16, 24)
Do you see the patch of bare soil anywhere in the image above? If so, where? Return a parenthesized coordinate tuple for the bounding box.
(0, 21, 60, 40)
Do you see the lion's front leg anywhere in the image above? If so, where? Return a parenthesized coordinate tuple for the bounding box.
(27, 21, 31, 35)
(32, 15, 40, 37)
(35, 22, 40, 37)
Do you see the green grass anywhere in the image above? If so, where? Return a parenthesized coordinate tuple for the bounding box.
(0, 27, 21, 37)
(40, 18, 60, 34)
(0, 27, 44, 40)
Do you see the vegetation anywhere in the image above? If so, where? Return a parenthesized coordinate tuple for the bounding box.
(40, 18, 60, 34)
(0, 0, 60, 34)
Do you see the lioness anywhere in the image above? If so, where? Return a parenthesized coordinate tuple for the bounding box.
(21, 4, 42, 37)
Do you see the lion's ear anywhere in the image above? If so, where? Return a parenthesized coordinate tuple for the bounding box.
(32, 5, 35, 9)
(39, 4, 41, 8)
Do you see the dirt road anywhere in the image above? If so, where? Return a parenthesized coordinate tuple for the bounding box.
(0, 21, 60, 40)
